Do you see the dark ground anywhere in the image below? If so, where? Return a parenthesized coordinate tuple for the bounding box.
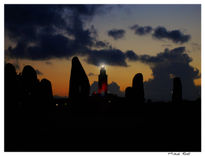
(5, 96, 201, 152)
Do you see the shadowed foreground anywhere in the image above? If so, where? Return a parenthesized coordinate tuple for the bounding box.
(5, 61, 201, 151)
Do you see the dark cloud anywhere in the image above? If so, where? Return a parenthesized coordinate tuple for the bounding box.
(124, 47, 200, 101)
(5, 5, 65, 42)
(8, 34, 75, 60)
(153, 26, 191, 44)
(86, 49, 127, 66)
(130, 24, 190, 44)
(94, 41, 111, 49)
(108, 81, 124, 97)
(35, 69, 43, 75)
(125, 50, 139, 61)
(5, 5, 102, 60)
(5, 5, 126, 67)
(141, 47, 200, 101)
(90, 81, 124, 97)
(107, 29, 125, 40)
(130, 24, 152, 35)
(125, 50, 161, 63)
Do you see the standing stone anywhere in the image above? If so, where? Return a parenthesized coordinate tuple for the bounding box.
(69, 57, 90, 99)
(132, 73, 145, 103)
(125, 87, 133, 99)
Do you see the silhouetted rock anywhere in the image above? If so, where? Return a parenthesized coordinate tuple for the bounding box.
(69, 56, 90, 98)
(4, 64, 200, 152)
(125, 87, 133, 98)
(5, 63, 19, 150)
(39, 78, 53, 127)
(21, 65, 40, 112)
(22, 65, 38, 90)
(5, 63, 18, 116)
(5, 63, 17, 80)
(40, 79, 53, 108)
(132, 73, 145, 103)
(5, 63, 17, 98)
(98, 66, 108, 95)
(172, 77, 182, 104)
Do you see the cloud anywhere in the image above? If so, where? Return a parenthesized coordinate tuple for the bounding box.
(90, 81, 124, 97)
(108, 81, 124, 97)
(125, 50, 139, 61)
(141, 47, 200, 101)
(35, 69, 43, 75)
(86, 49, 127, 66)
(94, 41, 112, 49)
(130, 24, 152, 35)
(130, 24, 191, 44)
(124, 47, 200, 101)
(125, 50, 161, 63)
(5, 5, 102, 60)
(5, 5, 192, 70)
(107, 29, 125, 40)
(153, 26, 191, 44)
(5, 5, 126, 67)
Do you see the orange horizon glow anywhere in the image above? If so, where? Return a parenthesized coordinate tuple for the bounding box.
(6, 57, 201, 97)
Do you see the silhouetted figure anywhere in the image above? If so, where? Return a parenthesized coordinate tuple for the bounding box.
(69, 56, 90, 98)
(98, 66, 108, 95)
(132, 73, 145, 103)
(172, 77, 182, 104)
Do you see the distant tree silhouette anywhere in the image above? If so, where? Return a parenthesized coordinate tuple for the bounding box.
(69, 56, 90, 99)
(172, 77, 182, 104)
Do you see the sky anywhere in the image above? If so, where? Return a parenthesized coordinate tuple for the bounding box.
(4, 4, 201, 101)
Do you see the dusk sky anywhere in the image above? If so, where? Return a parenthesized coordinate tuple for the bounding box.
(5, 5, 201, 101)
